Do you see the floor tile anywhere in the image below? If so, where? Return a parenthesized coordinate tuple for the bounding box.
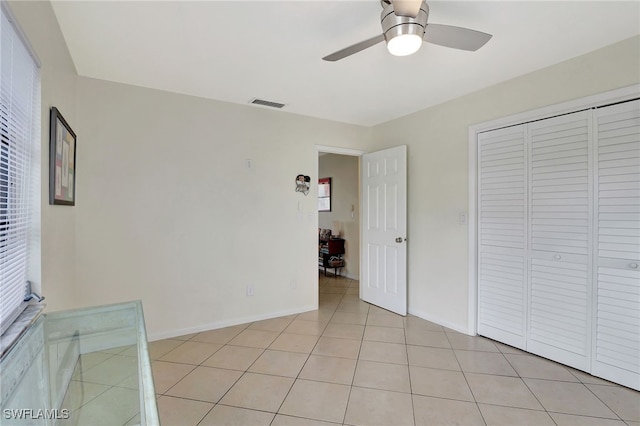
(156, 395, 213, 426)
(359, 340, 407, 365)
(405, 329, 451, 348)
(366, 313, 404, 328)
(446, 331, 499, 352)
(353, 360, 411, 393)
(296, 309, 333, 323)
(227, 329, 279, 349)
(63, 387, 139, 426)
(172, 333, 198, 341)
(323, 323, 365, 340)
(412, 395, 484, 426)
(201, 345, 264, 371)
(165, 366, 242, 403)
(403, 316, 444, 332)
(248, 316, 295, 333)
(136, 280, 639, 426)
(409, 365, 474, 401)
(504, 353, 579, 381)
(199, 404, 275, 426)
(272, 414, 341, 426)
(336, 301, 370, 314)
(147, 339, 185, 360)
(151, 361, 196, 394)
(74, 352, 114, 374)
(312, 337, 361, 359)
(524, 378, 617, 418)
(248, 349, 308, 377)
(60, 380, 110, 412)
(190, 325, 246, 344)
(465, 373, 543, 410)
(455, 350, 517, 376)
(279, 379, 351, 424)
(407, 345, 460, 371)
(569, 368, 619, 386)
(284, 319, 327, 336)
(586, 383, 640, 422)
(269, 332, 319, 353)
(159, 341, 223, 365)
(363, 325, 406, 344)
(79, 354, 138, 386)
(219, 372, 294, 412)
(330, 311, 368, 325)
(299, 354, 357, 385)
(548, 412, 628, 425)
(478, 403, 555, 426)
(344, 387, 414, 426)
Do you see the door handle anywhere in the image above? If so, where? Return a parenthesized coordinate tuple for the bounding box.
(395, 237, 406, 243)
(630, 263, 639, 269)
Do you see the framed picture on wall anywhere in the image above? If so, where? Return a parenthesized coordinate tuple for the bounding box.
(318, 177, 331, 212)
(49, 107, 77, 206)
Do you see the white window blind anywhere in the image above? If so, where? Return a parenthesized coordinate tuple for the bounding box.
(0, 4, 40, 335)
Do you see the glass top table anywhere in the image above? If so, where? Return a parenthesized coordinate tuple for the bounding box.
(1, 301, 159, 425)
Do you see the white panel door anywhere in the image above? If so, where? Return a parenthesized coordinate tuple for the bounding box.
(592, 100, 640, 390)
(361, 145, 407, 315)
(477, 125, 527, 349)
(527, 111, 592, 370)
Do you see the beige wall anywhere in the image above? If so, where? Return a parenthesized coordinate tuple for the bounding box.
(8, 1, 79, 312)
(318, 154, 359, 279)
(75, 77, 370, 339)
(371, 35, 640, 332)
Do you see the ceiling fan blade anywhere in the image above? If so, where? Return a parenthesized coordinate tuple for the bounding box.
(424, 24, 492, 51)
(322, 34, 385, 62)
(391, 0, 422, 18)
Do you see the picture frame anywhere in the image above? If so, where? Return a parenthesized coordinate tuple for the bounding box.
(49, 107, 76, 206)
(318, 177, 331, 212)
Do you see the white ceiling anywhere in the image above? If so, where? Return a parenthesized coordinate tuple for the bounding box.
(51, 1, 640, 127)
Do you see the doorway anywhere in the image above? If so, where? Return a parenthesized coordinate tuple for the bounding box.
(317, 148, 362, 305)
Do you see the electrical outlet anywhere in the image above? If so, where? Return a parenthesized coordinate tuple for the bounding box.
(246, 285, 254, 296)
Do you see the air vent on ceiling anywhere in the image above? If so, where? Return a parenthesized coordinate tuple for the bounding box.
(250, 98, 285, 109)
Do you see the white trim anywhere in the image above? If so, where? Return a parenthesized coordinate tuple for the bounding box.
(148, 305, 316, 342)
(316, 145, 366, 156)
(467, 84, 640, 337)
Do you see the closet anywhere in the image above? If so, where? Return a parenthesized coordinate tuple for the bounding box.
(477, 98, 639, 390)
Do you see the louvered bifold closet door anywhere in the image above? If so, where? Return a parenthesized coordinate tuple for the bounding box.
(527, 111, 592, 371)
(592, 99, 640, 391)
(477, 125, 527, 349)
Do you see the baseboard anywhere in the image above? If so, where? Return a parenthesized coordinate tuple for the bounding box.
(148, 305, 317, 342)
(408, 307, 473, 336)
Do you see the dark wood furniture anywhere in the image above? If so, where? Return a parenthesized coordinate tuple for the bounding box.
(319, 237, 345, 277)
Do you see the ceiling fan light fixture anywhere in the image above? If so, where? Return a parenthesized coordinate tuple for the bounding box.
(386, 27, 423, 56)
(381, 1, 429, 57)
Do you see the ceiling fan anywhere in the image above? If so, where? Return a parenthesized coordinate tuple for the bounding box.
(323, 0, 492, 61)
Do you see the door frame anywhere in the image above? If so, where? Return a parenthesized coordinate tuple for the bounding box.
(467, 84, 640, 336)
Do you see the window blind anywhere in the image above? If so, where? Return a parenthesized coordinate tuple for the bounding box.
(0, 4, 40, 335)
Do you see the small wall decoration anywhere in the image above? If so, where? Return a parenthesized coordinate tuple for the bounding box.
(296, 174, 310, 195)
(318, 177, 331, 212)
(49, 107, 77, 205)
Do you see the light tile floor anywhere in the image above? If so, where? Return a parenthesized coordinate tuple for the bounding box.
(149, 275, 640, 426)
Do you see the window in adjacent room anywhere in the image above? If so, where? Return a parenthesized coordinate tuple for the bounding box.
(318, 177, 331, 212)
